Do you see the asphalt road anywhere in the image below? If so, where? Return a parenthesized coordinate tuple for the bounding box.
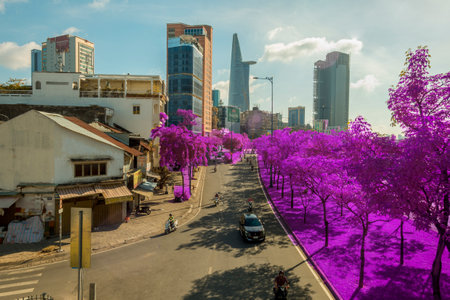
(0, 157, 333, 300)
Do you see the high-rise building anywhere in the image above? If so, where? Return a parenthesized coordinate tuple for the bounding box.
(31, 49, 42, 73)
(228, 34, 256, 113)
(218, 105, 240, 133)
(212, 89, 220, 107)
(167, 35, 203, 133)
(167, 23, 213, 135)
(41, 34, 94, 74)
(288, 106, 305, 127)
(313, 51, 350, 130)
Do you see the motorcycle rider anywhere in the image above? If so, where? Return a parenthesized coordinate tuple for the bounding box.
(168, 213, 175, 230)
(273, 270, 289, 296)
(214, 192, 220, 205)
(247, 198, 253, 212)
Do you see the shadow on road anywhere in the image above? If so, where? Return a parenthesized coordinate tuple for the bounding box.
(183, 263, 314, 300)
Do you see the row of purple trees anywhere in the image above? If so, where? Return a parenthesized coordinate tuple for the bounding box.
(254, 48, 449, 299)
(151, 109, 250, 199)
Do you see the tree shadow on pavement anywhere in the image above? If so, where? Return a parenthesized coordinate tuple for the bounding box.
(183, 263, 314, 300)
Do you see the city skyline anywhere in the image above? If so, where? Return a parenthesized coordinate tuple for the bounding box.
(1, 0, 450, 135)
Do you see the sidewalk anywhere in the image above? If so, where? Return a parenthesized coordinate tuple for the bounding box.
(0, 166, 206, 270)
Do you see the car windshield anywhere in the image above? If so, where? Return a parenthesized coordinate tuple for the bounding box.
(245, 217, 261, 227)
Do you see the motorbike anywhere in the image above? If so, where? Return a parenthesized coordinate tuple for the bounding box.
(165, 219, 178, 234)
(214, 196, 220, 206)
(135, 203, 152, 215)
(274, 286, 288, 299)
(247, 200, 253, 212)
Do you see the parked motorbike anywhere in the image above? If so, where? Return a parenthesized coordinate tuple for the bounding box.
(135, 203, 151, 215)
(274, 286, 288, 299)
(165, 219, 178, 234)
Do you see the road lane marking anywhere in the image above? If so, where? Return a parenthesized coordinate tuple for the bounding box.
(256, 161, 334, 300)
(0, 273, 42, 283)
(208, 267, 212, 275)
(0, 280, 39, 289)
(5, 267, 44, 275)
(0, 288, 34, 297)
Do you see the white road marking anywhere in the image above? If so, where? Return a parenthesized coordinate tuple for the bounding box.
(0, 273, 42, 283)
(208, 266, 213, 275)
(5, 267, 44, 275)
(0, 288, 35, 297)
(256, 160, 335, 300)
(0, 280, 39, 289)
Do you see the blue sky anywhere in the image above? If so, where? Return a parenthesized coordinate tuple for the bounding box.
(1, 0, 449, 135)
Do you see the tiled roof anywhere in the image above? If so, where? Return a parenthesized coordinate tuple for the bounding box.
(64, 116, 143, 157)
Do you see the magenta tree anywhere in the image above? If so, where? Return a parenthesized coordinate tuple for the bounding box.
(388, 47, 449, 300)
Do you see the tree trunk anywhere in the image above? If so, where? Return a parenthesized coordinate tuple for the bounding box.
(432, 232, 446, 300)
(276, 170, 280, 190)
(340, 204, 343, 217)
(290, 184, 294, 209)
(188, 165, 192, 197)
(281, 176, 285, 198)
(321, 200, 329, 247)
(400, 219, 404, 266)
(359, 225, 368, 288)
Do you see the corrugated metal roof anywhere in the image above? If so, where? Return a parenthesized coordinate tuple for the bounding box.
(65, 116, 142, 157)
(95, 183, 132, 205)
(39, 111, 120, 150)
(56, 185, 97, 200)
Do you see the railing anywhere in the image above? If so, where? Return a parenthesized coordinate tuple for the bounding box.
(0, 90, 32, 95)
(16, 293, 54, 300)
(80, 90, 161, 99)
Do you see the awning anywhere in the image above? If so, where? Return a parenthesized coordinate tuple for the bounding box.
(0, 196, 19, 208)
(132, 189, 154, 199)
(95, 183, 133, 205)
(146, 172, 161, 180)
(56, 185, 97, 200)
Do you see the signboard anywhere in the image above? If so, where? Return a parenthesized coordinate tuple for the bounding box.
(227, 107, 240, 123)
(70, 207, 91, 268)
(133, 169, 143, 189)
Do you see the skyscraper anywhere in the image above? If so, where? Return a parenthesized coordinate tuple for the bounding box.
(167, 23, 213, 135)
(288, 106, 305, 127)
(31, 49, 42, 73)
(212, 89, 220, 107)
(228, 34, 256, 113)
(167, 35, 203, 133)
(313, 51, 350, 130)
(41, 34, 94, 74)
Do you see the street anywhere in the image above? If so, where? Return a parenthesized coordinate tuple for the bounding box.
(0, 157, 333, 299)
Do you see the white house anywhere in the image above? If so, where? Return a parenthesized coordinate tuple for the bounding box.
(0, 72, 167, 139)
(0, 110, 135, 237)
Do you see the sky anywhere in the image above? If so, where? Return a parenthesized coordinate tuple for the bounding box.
(1, 0, 449, 135)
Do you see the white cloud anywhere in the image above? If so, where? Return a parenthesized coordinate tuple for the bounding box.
(350, 74, 380, 92)
(217, 69, 229, 77)
(212, 80, 229, 103)
(0, 0, 27, 13)
(288, 96, 297, 104)
(0, 41, 40, 70)
(62, 27, 80, 35)
(267, 27, 283, 40)
(260, 37, 363, 63)
(88, 0, 110, 9)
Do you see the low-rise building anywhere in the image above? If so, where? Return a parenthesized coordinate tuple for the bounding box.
(0, 110, 141, 238)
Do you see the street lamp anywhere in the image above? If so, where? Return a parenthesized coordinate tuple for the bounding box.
(253, 76, 274, 187)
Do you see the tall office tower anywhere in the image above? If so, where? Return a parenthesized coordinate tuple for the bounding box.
(313, 51, 350, 130)
(31, 49, 42, 73)
(167, 35, 204, 133)
(212, 89, 220, 107)
(41, 34, 94, 74)
(167, 23, 213, 135)
(288, 106, 305, 127)
(228, 33, 256, 113)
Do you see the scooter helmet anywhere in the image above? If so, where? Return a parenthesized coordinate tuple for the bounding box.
(279, 270, 284, 275)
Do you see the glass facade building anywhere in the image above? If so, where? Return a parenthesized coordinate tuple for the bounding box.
(228, 33, 255, 113)
(167, 36, 203, 131)
(31, 49, 42, 73)
(313, 51, 350, 130)
(212, 89, 220, 107)
(288, 106, 305, 127)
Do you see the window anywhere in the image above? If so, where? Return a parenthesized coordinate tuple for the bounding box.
(35, 81, 41, 89)
(72, 81, 78, 90)
(74, 162, 107, 177)
(133, 105, 140, 115)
